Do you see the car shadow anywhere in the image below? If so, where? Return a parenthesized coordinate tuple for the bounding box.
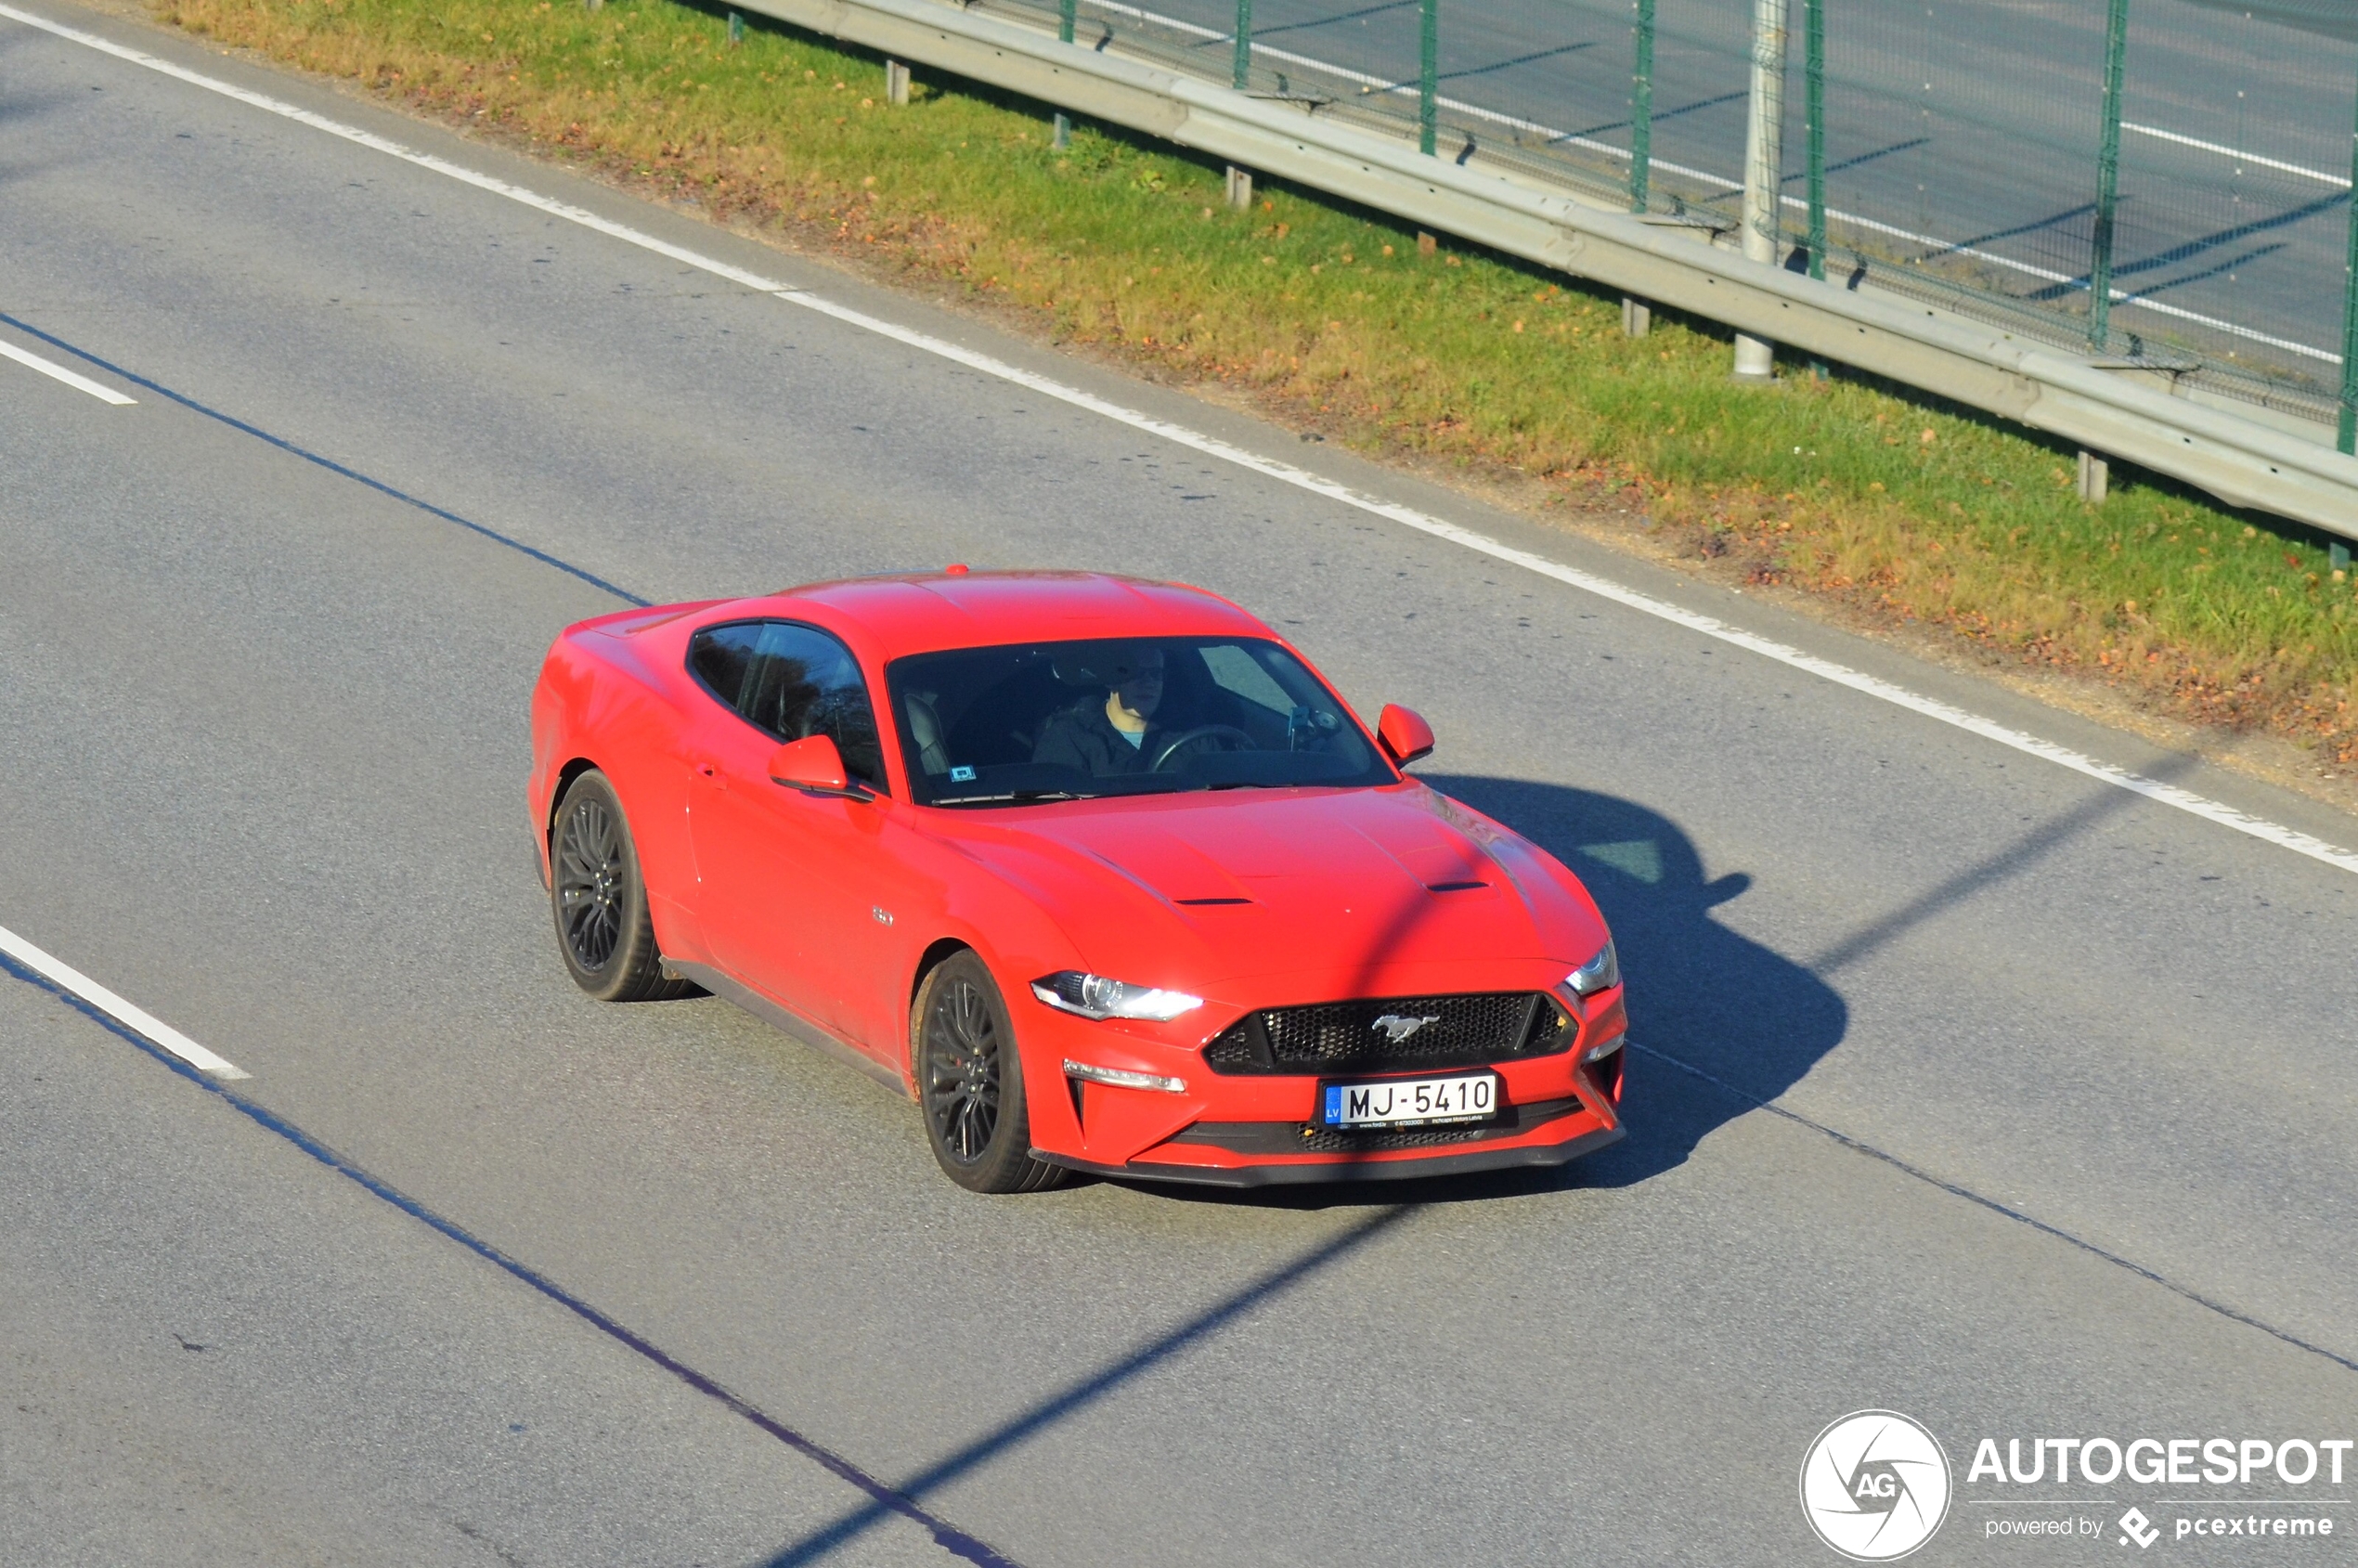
(1428, 774, 1846, 1193)
(1122, 776, 1846, 1209)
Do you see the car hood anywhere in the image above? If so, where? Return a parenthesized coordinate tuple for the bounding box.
(933, 783, 1608, 991)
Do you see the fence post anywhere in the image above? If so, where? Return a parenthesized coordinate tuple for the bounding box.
(1804, 0, 1824, 281)
(2089, 0, 2128, 351)
(1052, 0, 1076, 148)
(1734, 0, 1790, 380)
(1233, 0, 1252, 89)
(2341, 55, 2358, 454)
(1630, 0, 1653, 212)
(1419, 0, 1439, 156)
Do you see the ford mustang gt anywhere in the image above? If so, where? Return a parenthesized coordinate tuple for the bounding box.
(528, 570, 1626, 1191)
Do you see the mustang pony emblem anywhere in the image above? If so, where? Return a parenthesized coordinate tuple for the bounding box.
(1371, 1013, 1442, 1043)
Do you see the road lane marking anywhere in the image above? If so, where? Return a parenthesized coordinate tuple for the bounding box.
(9, 0, 2356, 880)
(0, 922, 247, 1077)
(2123, 122, 2349, 188)
(0, 336, 136, 403)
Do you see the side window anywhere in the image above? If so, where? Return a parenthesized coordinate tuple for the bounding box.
(690, 621, 888, 792)
(1200, 643, 1294, 719)
(689, 622, 765, 714)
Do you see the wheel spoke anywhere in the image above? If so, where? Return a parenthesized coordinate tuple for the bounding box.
(920, 977, 1009, 1165)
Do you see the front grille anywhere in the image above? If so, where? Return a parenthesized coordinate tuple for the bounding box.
(1201, 991, 1571, 1076)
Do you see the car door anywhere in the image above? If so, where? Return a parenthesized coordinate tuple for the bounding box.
(683, 620, 894, 1039)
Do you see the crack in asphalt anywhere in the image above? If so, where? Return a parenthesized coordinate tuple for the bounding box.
(0, 944, 1023, 1568)
(0, 309, 649, 609)
(1629, 1039, 2358, 1378)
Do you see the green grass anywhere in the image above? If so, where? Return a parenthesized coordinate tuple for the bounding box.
(161, 0, 2358, 762)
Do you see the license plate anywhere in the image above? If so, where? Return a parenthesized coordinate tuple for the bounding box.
(1321, 1072, 1499, 1130)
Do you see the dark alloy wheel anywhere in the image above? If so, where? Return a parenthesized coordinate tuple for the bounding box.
(551, 770, 691, 1003)
(914, 952, 1065, 1193)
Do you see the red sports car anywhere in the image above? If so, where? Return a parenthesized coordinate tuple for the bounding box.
(528, 570, 1626, 1191)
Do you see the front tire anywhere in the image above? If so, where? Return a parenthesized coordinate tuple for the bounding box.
(913, 952, 1065, 1193)
(551, 770, 690, 1002)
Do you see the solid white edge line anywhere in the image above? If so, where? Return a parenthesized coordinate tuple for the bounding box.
(2122, 121, 2350, 190)
(10, 0, 2358, 880)
(0, 337, 137, 403)
(0, 923, 250, 1077)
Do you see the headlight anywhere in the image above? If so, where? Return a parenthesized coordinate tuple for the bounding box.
(1031, 971, 1203, 1022)
(1565, 940, 1620, 998)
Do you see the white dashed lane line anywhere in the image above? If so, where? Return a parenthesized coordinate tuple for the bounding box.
(6, 0, 2356, 881)
(0, 922, 248, 1078)
(0, 336, 136, 404)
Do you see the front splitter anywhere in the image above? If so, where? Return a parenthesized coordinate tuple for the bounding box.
(1035, 1121, 1625, 1188)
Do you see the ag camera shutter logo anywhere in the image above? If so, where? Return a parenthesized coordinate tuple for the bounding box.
(1800, 1410, 1953, 1561)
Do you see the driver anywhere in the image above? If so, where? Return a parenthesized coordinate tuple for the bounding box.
(1033, 647, 1169, 776)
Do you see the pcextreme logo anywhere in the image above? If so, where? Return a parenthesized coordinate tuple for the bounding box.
(1801, 1410, 1954, 1562)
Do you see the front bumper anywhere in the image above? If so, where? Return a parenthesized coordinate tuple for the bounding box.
(1037, 1120, 1625, 1187)
(1019, 965, 1627, 1186)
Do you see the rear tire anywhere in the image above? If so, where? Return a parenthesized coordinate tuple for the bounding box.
(913, 952, 1065, 1194)
(551, 770, 692, 1002)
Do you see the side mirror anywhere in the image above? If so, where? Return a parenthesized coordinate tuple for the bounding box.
(768, 734, 868, 797)
(1376, 704, 1435, 768)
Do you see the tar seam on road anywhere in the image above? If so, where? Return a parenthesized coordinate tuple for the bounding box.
(0, 309, 648, 609)
(0, 942, 1025, 1568)
(757, 1207, 1411, 1566)
(9, 0, 2354, 883)
(1628, 1041, 2358, 1379)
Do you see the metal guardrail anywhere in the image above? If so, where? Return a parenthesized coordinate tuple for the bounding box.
(746, 0, 2358, 538)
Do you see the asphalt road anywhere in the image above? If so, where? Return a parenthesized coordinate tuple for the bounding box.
(1117, 0, 2346, 374)
(3, 6, 2356, 1564)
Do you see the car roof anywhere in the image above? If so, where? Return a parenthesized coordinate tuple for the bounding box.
(745, 571, 1273, 657)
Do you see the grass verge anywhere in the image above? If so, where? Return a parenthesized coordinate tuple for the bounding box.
(151, 0, 2358, 770)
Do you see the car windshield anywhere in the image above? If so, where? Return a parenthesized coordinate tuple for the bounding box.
(887, 637, 1395, 806)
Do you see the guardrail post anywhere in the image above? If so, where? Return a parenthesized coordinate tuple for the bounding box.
(1225, 164, 1254, 209)
(1629, 0, 1653, 213)
(886, 58, 910, 104)
(1233, 0, 1252, 90)
(2340, 57, 2358, 455)
(2078, 450, 2110, 503)
(1419, 0, 1439, 157)
(1734, 0, 1790, 380)
(1622, 297, 1652, 337)
(2089, 0, 2129, 351)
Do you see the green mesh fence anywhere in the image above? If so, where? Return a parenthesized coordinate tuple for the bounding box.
(958, 0, 2357, 426)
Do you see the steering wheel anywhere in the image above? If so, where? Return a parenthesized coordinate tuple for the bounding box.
(1147, 724, 1258, 772)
